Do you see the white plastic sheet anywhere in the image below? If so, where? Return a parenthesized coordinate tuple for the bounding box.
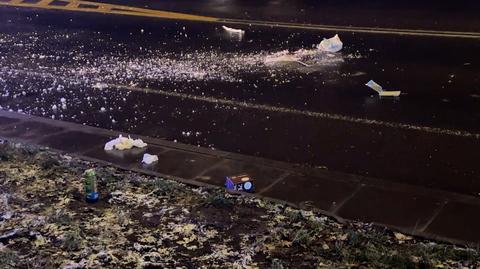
(222, 25, 245, 35)
(318, 34, 343, 53)
(142, 153, 158, 165)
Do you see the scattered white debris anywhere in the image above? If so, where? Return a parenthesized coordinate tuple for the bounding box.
(142, 153, 158, 165)
(92, 82, 109, 89)
(104, 135, 148, 151)
(264, 50, 301, 65)
(264, 47, 344, 67)
(317, 34, 343, 53)
(60, 97, 67, 109)
(365, 80, 401, 97)
(222, 25, 245, 35)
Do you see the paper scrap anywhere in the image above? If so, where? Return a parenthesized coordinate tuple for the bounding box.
(365, 80, 401, 97)
(142, 153, 158, 165)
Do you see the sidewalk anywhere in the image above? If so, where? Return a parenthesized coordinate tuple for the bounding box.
(1, 110, 479, 246)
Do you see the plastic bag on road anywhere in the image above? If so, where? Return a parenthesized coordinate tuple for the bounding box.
(317, 34, 343, 53)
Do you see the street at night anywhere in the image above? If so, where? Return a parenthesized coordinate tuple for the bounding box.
(1, 1, 480, 268)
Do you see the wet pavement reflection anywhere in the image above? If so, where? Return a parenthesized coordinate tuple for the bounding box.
(0, 8, 479, 195)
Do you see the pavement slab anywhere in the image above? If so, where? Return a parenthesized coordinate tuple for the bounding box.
(261, 173, 360, 212)
(0, 121, 64, 140)
(84, 144, 153, 168)
(0, 116, 19, 126)
(39, 130, 108, 153)
(336, 185, 446, 232)
(136, 149, 222, 180)
(425, 201, 480, 244)
(195, 158, 287, 192)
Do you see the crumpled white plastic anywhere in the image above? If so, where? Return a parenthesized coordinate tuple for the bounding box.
(142, 153, 159, 165)
(104, 135, 148, 151)
(222, 25, 245, 35)
(317, 34, 343, 53)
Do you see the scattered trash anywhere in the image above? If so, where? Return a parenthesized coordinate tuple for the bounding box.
(84, 169, 99, 203)
(142, 153, 159, 165)
(394, 232, 413, 242)
(365, 80, 401, 97)
(222, 25, 245, 35)
(317, 34, 343, 53)
(92, 82, 109, 89)
(264, 50, 311, 67)
(104, 135, 148, 151)
(225, 174, 255, 193)
(470, 94, 480, 99)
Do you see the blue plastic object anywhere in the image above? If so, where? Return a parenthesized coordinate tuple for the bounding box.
(225, 177, 235, 190)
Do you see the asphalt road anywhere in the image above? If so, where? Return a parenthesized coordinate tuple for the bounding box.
(0, 7, 480, 196)
(94, 0, 480, 32)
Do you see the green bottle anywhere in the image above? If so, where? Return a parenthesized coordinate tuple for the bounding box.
(84, 169, 99, 203)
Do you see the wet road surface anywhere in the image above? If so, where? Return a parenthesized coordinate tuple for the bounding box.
(0, 7, 480, 196)
(95, 0, 480, 32)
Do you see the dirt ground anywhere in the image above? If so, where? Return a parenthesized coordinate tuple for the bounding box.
(0, 140, 479, 269)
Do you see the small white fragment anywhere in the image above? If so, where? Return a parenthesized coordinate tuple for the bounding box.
(222, 25, 245, 35)
(132, 138, 147, 148)
(318, 34, 343, 53)
(142, 153, 158, 165)
(92, 82, 108, 89)
(365, 80, 401, 97)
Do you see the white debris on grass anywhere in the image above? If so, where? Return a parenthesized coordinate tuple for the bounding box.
(104, 135, 148, 151)
(365, 80, 401, 97)
(317, 34, 343, 53)
(142, 153, 158, 165)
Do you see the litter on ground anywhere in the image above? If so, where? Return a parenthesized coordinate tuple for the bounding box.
(142, 153, 159, 165)
(104, 135, 148, 151)
(222, 25, 245, 35)
(365, 80, 401, 97)
(317, 34, 343, 53)
(225, 174, 255, 193)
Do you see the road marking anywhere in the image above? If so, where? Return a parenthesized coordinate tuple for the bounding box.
(1, 0, 480, 39)
(221, 19, 480, 39)
(0, 0, 219, 22)
(5, 68, 480, 140)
